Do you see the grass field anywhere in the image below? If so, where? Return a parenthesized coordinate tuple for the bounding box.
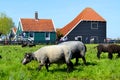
(0, 44, 120, 80)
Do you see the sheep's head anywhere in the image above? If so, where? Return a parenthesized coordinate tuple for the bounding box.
(22, 53, 34, 65)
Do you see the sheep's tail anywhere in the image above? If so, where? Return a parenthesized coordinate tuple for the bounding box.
(84, 44, 87, 52)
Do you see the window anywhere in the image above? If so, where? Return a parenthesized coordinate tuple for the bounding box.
(22, 32, 26, 38)
(91, 22, 98, 29)
(28, 32, 34, 41)
(30, 32, 34, 37)
(45, 32, 50, 40)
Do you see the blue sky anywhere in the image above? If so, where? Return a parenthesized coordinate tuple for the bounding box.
(0, 0, 119, 38)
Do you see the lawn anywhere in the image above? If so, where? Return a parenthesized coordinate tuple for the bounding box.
(0, 44, 120, 80)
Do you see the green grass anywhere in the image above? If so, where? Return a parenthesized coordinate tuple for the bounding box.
(0, 44, 120, 80)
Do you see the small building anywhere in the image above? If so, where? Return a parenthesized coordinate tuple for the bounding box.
(16, 12, 56, 44)
(60, 7, 106, 43)
(9, 27, 17, 41)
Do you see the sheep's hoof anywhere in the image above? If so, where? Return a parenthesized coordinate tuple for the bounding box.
(46, 69, 49, 72)
(67, 68, 73, 73)
(75, 63, 79, 66)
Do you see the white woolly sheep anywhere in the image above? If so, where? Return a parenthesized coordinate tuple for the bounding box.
(22, 45, 73, 72)
(59, 41, 87, 65)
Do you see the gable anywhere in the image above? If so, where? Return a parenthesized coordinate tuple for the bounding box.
(16, 22, 23, 35)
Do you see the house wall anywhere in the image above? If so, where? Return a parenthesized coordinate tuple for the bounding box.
(50, 32, 57, 43)
(33, 32, 56, 44)
(34, 32, 45, 43)
(67, 21, 106, 43)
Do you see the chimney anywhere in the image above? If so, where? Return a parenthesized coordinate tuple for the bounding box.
(35, 11, 38, 20)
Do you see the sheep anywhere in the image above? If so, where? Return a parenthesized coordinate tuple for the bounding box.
(96, 44, 120, 59)
(96, 44, 109, 59)
(22, 45, 73, 72)
(58, 41, 87, 65)
(28, 43, 36, 47)
(21, 42, 27, 47)
(21, 42, 36, 47)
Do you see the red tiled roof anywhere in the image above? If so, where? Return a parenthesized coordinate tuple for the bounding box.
(20, 18, 55, 32)
(60, 7, 106, 36)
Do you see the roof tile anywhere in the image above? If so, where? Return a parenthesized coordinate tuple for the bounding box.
(21, 18, 55, 32)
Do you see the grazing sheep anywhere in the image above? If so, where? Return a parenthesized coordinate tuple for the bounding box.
(59, 41, 87, 65)
(28, 43, 36, 47)
(22, 45, 73, 72)
(96, 44, 109, 59)
(21, 42, 27, 47)
(21, 42, 36, 47)
(96, 44, 120, 59)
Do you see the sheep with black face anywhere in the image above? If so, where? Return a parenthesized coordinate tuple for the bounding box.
(22, 45, 73, 72)
(96, 44, 109, 59)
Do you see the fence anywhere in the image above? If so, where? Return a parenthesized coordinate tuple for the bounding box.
(0, 41, 23, 45)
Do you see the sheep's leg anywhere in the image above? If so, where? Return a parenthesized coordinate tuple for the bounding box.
(65, 57, 73, 72)
(108, 52, 113, 59)
(75, 57, 78, 65)
(38, 63, 44, 71)
(117, 53, 120, 58)
(97, 51, 101, 59)
(45, 63, 49, 72)
(65, 51, 73, 72)
(82, 56, 86, 65)
(66, 61, 73, 72)
(45, 58, 50, 72)
(38, 60, 45, 71)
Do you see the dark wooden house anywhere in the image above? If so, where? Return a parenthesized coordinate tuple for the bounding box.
(60, 7, 106, 43)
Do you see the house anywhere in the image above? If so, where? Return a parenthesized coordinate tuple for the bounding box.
(9, 27, 17, 41)
(60, 7, 106, 43)
(16, 12, 56, 44)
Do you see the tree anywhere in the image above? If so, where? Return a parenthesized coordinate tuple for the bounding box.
(56, 30, 63, 41)
(0, 13, 14, 36)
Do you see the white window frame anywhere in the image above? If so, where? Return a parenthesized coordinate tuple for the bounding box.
(91, 22, 98, 29)
(45, 32, 50, 40)
(28, 32, 34, 41)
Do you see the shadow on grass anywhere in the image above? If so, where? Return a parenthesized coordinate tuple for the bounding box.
(26, 61, 97, 73)
(27, 66, 84, 73)
(48, 67, 84, 73)
(85, 61, 97, 66)
(73, 61, 97, 66)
